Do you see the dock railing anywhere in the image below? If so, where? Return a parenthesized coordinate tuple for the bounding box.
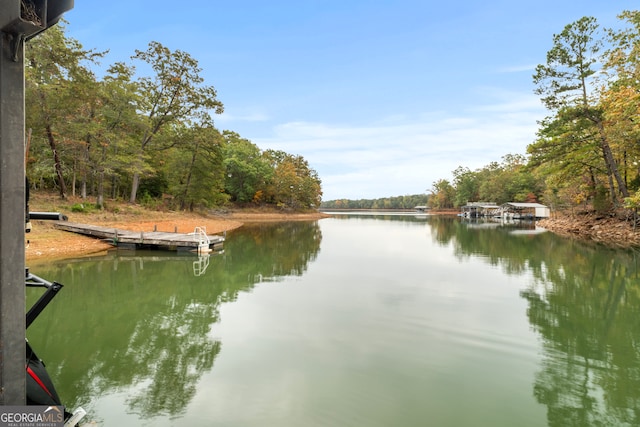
(192, 226, 211, 254)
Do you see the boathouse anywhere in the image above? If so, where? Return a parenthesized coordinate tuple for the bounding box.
(460, 202, 499, 218)
(500, 202, 550, 220)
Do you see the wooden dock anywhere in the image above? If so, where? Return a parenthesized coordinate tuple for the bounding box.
(54, 222, 225, 253)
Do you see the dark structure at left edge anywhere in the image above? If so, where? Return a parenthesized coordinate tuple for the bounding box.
(0, 0, 74, 409)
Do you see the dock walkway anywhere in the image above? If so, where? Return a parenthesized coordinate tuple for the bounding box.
(54, 222, 224, 253)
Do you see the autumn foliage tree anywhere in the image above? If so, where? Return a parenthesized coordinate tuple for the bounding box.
(127, 41, 224, 204)
(24, 25, 322, 210)
(25, 25, 105, 199)
(530, 14, 634, 209)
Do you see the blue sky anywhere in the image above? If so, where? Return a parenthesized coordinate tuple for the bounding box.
(65, 1, 638, 200)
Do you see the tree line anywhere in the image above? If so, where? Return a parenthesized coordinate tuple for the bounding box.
(25, 25, 322, 210)
(428, 11, 640, 213)
(321, 194, 429, 210)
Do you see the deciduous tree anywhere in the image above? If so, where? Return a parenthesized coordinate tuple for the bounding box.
(25, 24, 104, 199)
(168, 118, 227, 210)
(128, 41, 223, 203)
(428, 179, 455, 209)
(222, 131, 272, 203)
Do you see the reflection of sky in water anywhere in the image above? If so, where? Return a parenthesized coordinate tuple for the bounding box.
(187, 217, 545, 427)
(28, 216, 638, 426)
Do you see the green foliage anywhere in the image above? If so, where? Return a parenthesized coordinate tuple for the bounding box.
(70, 203, 97, 213)
(593, 185, 613, 213)
(169, 124, 228, 210)
(453, 167, 479, 207)
(222, 132, 272, 204)
(624, 191, 640, 209)
(532, 14, 629, 204)
(427, 155, 545, 210)
(138, 172, 169, 199)
(263, 150, 322, 209)
(533, 16, 602, 111)
(30, 12, 640, 213)
(429, 179, 455, 209)
(126, 41, 225, 203)
(321, 194, 429, 210)
(25, 24, 106, 199)
(24, 26, 322, 211)
(427, 12, 640, 212)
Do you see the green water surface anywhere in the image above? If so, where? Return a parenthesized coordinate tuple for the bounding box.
(26, 215, 640, 426)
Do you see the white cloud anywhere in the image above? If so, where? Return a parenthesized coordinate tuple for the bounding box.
(251, 91, 546, 200)
(497, 64, 538, 73)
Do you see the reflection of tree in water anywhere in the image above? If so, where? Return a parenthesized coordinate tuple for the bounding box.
(427, 216, 464, 246)
(224, 221, 322, 282)
(123, 300, 221, 418)
(427, 216, 551, 276)
(426, 216, 640, 425)
(27, 221, 322, 421)
(28, 258, 225, 421)
(522, 251, 640, 426)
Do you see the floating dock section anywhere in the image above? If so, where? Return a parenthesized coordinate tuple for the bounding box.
(54, 222, 224, 253)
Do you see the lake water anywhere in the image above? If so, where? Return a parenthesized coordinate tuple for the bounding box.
(26, 214, 640, 426)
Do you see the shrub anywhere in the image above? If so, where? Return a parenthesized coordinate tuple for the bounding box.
(593, 185, 612, 214)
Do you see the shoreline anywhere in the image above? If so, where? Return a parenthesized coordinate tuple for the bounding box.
(26, 209, 330, 263)
(25, 205, 640, 263)
(537, 213, 640, 249)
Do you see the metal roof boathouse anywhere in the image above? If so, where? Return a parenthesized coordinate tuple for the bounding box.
(500, 202, 550, 220)
(460, 202, 500, 218)
(461, 202, 550, 220)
